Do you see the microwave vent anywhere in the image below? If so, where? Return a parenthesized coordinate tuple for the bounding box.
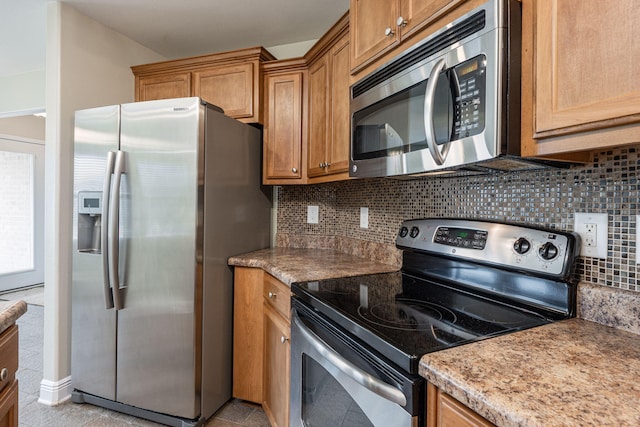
(352, 10, 486, 99)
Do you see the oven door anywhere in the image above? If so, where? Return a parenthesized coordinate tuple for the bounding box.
(290, 299, 423, 427)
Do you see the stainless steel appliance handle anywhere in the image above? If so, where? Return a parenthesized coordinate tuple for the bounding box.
(424, 58, 451, 165)
(292, 310, 407, 407)
(109, 150, 126, 310)
(101, 151, 116, 310)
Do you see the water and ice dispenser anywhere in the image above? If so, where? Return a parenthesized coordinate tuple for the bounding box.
(77, 191, 103, 253)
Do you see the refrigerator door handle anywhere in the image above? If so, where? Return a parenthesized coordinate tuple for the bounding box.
(101, 151, 116, 310)
(109, 150, 126, 310)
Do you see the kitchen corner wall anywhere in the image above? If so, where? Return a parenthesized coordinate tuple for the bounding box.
(276, 144, 640, 294)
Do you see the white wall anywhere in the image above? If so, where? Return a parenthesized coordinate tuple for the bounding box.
(0, 70, 46, 117)
(41, 1, 166, 405)
(0, 115, 46, 141)
(266, 39, 318, 59)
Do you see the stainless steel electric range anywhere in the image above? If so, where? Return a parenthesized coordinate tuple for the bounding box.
(290, 219, 580, 427)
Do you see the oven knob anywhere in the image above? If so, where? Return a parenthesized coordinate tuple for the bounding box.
(409, 226, 420, 238)
(399, 226, 409, 238)
(513, 237, 531, 254)
(538, 242, 559, 260)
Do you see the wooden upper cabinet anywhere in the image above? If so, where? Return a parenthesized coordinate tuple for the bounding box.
(132, 47, 275, 124)
(350, 0, 467, 73)
(306, 14, 350, 182)
(193, 63, 255, 119)
(136, 72, 191, 101)
(521, 0, 640, 158)
(262, 61, 307, 184)
(350, 0, 400, 72)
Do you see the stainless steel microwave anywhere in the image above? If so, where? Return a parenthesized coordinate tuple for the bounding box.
(350, 0, 522, 178)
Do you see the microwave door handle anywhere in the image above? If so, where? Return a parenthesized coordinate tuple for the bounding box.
(108, 150, 126, 310)
(424, 58, 451, 165)
(292, 310, 407, 407)
(101, 151, 116, 310)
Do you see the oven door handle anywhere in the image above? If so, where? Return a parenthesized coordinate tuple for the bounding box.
(292, 311, 408, 407)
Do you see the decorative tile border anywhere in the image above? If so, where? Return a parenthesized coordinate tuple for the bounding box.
(277, 145, 640, 292)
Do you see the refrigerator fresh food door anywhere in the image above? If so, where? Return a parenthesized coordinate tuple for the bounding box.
(72, 105, 120, 400)
(116, 98, 201, 418)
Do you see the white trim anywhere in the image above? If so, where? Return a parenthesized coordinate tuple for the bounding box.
(38, 376, 73, 406)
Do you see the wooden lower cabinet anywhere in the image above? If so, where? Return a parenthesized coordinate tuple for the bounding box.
(427, 383, 494, 427)
(263, 303, 290, 427)
(0, 325, 19, 427)
(232, 268, 264, 403)
(232, 268, 292, 427)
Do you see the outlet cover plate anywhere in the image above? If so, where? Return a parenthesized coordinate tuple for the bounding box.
(307, 205, 319, 224)
(360, 207, 369, 228)
(574, 212, 607, 259)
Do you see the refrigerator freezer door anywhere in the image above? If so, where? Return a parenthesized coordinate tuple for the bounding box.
(72, 105, 120, 400)
(116, 98, 201, 418)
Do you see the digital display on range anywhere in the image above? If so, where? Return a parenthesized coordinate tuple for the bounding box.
(434, 227, 488, 250)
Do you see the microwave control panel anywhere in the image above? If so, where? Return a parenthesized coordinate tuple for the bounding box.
(452, 55, 486, 140)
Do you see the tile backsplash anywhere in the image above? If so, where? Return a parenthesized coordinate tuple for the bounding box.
(276, 145, 640, 293)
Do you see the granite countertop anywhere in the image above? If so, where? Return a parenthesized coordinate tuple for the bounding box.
(0, 300, 28, 334)
(420, 318, 640, 427)
(228, 247, 398, 285)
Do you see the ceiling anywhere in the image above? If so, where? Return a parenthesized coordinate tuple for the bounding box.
(0, 0, 350, 78)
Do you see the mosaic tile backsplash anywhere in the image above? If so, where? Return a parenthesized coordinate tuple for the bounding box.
(276, 145, 640, 293)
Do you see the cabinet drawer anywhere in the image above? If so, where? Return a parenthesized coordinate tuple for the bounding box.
(0, 326, 18, 395)
(263, 274, 291, 320)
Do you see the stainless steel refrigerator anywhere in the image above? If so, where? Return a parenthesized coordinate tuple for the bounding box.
(71, 97, 271, 427)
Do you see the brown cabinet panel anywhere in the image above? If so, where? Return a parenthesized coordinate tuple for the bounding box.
(132, 47, 275, 123)
(521, 0, 640, 158)
(263, 71, 305, 182)
(263, 303, 290, 427)
(427, 383, 494, 427)
(136, 73, 191, 102)
(193, 63, 255, 119)
(0, 381, 18, 427)
(307, 56, 330, 178)
(328, 34, 351, 175)
(232, 268, 264, 404)
(350, 0, 399, 72)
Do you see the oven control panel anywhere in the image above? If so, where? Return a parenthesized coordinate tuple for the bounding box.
(396, 219, 580, 278)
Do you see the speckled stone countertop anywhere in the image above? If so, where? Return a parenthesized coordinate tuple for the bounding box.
(228, 247, 398, 285)
(0, 300, 28, 334)
(420, 318, 640, 427)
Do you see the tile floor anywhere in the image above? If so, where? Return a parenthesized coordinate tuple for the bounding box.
(3, 286, 269, 427)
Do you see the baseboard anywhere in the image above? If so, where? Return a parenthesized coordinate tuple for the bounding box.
(38, 375, 73, 406)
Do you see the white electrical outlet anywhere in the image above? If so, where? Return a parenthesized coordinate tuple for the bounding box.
(307, 205, 319, 224)
(360, 207, 369, 228)
(574, 212, 608, 259)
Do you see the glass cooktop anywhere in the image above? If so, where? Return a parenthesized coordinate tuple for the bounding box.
(292, 272, 550, 374)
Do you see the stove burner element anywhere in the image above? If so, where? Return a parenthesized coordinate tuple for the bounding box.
(357, 298, 457, 331)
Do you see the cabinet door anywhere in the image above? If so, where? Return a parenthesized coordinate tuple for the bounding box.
(263, 72, 304, 181)
(427, 383, 494, 427)
(534, 0, 640, 137)
(193, 63, 255, 120)
(0, 381, 18, 427)
(136, 73, 191, 102)
(232, 268, 264, 404)
(399, 0, 466, 39)
(350, 0, 399, 71)
(328, 34, 351, 175)
(307, 56, 330, 178)
(263, 304, 290, 427)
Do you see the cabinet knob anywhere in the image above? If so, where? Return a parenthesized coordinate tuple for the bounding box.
(385, 27, 395, 37)
(397, 16, 407, 27)
(292, 167, 298, 173)
(319, 162, 324, 168)
(326, 162, 331, 167)
(280, 336, 289, 344)
(0, 368, 7, 382)
(268, 291, 276, 299)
